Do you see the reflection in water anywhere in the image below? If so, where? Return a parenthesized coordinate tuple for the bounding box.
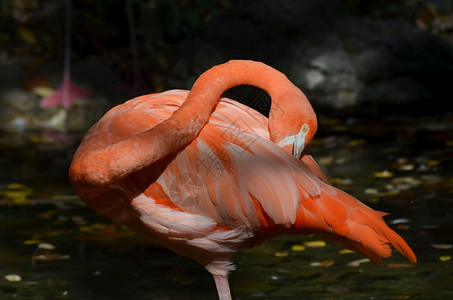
(1, 115, 452, 299)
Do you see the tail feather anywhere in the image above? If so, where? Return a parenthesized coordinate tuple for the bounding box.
(296, 183, 417, 263)
(317, 231, 383, 264)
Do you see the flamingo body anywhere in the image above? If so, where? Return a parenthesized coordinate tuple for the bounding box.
(69, 61, 416, 299)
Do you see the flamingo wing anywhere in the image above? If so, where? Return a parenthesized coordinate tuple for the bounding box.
(76, 89, 415, 265)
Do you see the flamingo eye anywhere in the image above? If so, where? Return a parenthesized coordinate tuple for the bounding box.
(301, 124, 309, 134)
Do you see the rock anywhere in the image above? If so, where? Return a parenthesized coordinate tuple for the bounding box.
(0, 88, 37, 132)
(165, 0, 453, 113)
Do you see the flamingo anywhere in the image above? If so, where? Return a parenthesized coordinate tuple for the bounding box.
(69, 60, 416, 299)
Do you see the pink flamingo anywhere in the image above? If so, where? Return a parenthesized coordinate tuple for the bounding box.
(69, 60, 416, 299)
(41, 0, 91, 109)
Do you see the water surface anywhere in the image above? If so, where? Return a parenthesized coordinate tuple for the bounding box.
(1, 115, 452, 299)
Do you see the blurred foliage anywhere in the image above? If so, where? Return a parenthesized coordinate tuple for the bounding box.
(0, 0, 230, 78)
(341, 0, 453, 41)
(1, 0, 452, 83)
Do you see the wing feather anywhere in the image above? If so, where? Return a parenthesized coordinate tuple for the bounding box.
(85, 89, 415, 264)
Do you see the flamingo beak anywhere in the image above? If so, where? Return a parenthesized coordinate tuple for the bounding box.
(291, 139, 304, 159)
(278, 124, 309, 159)
(291, 124, 309, 160)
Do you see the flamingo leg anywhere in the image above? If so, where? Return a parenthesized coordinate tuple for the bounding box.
(213, 275, 232, 300)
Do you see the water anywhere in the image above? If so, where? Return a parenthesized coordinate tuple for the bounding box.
(1, 114, 452, 299)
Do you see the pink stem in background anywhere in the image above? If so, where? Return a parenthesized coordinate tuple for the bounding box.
(41, 0, 91, 109)
(126, 0, 141, 93)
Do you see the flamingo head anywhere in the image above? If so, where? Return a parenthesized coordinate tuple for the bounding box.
(268, 94, 317, 159)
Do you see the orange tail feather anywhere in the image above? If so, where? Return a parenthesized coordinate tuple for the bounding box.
(295, 183, 417, 263)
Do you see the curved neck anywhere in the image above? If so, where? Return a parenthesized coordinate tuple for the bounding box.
(70, 60, 316, 191)
(168, 60, 314, 146)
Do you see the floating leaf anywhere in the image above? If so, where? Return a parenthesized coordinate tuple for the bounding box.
(38, 243, 55, 250)
(330, 177, 352, 185)
(7, 183, 27, 189)
(365, 188, 379, 195)
(23, 239, 41, 245)
(4, 183, 33, 204)
(17, 26, 36, 44)
(339, 249, 354, 255)
(33, 254, 70, 262)
(71, 215, 88, 225)
(304, 240, 326, 248)
(389, 218, 411, 225)
(291, 244, 306, 252)
(5, 274, 22, 282)
(79, 226, 93, 233)
(373, 170, 394, 178)
(318, 156, 334, 166)
(396, 224, 411, 230)
(32, 86, 53, 98)
(347, 139, 367, 147)
(335, 158, 347, 165)
(310, 260, 334, 267)
(76, 223, 135, 241)
(431, 244, 453, 250)
(51, 194, 80, 201)
(274, 251, 288, 257)
(398, 164, 415, 171)
(439, 256, 451, 262)
(368, 198, 380, 203)
(392, 177, 421, 185)
(347, 258, 370, 267)
(427, 160, 440, 167)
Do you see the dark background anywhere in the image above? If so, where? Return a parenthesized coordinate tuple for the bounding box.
(1, 0, 453, 134)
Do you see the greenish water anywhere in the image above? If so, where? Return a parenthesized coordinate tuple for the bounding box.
(1, 115, 452, 299)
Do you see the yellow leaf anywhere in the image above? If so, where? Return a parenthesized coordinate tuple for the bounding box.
(396, 224, 411, 230)
(368, 197, 380, 203)
(339, 249, 354, 255)
(23, 239, 41, 245)
(5, 183, 33, 204)
(32, 86, 53, 98)
(79, 226, 93, 233)
(439, 256, 451, 262)
(6, 191, 31, 204)
(427, 160, 440, 167)
(7, 183, 27, 189)
(373, 170, 394, 178)
(304, 240, 326, 248)
(347, 139, 366, 147)
(291, 244, 306, 252)
(274, 251, 288, 257)
(91, 223, 110, 230)
(17, 26, 36, 44)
